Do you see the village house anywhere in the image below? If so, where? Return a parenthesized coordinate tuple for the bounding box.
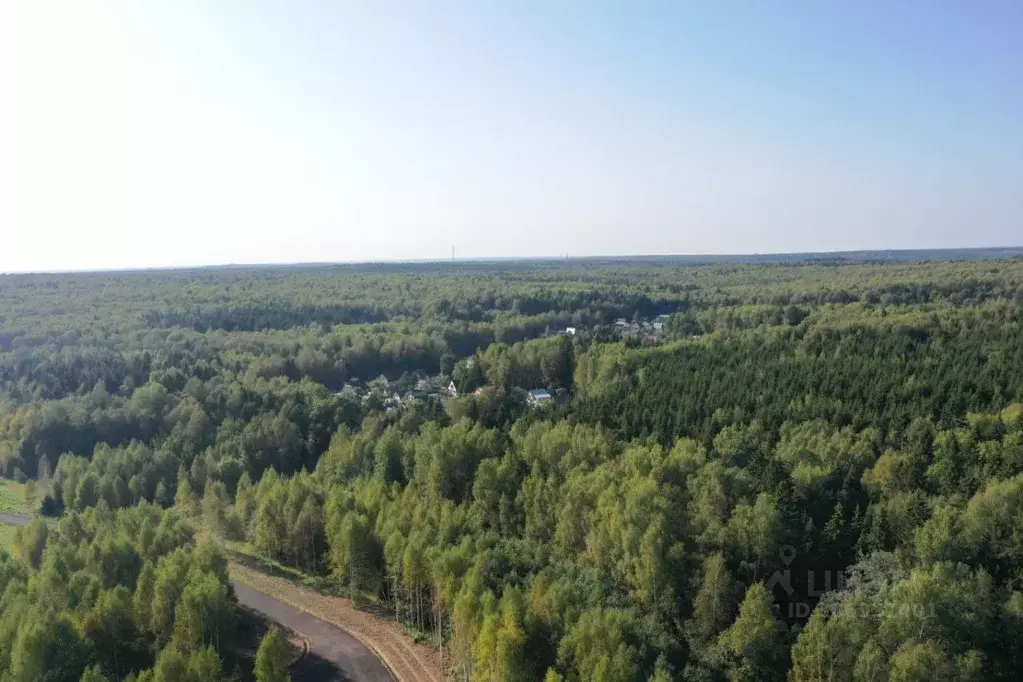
(336, 383, 360, 399)
(370, 374, 398, 394)
(527, 388, 553, 406)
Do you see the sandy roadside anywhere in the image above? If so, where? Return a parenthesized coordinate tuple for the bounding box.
(229, 561, 445, 682)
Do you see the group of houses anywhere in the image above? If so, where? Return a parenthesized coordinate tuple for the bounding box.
(336, 311, 702, 415)
(613, 313, 670, 338)
(337, 370, 567, 415)
(328, 311, 681, 417)
(445, 380, 562, 408)
(331, 313, 679, 416)
(542, 313, 672, 342)
(335, 373, 445, 412)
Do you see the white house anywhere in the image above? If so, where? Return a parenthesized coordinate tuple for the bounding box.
(447, 380, 458, 397)
(564, 327, 577, 335)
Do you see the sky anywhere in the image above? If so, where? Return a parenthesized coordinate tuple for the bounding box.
(2, 1, 1021, 272)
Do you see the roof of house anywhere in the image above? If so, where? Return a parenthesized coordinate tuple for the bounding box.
(528, 389, 552, 399)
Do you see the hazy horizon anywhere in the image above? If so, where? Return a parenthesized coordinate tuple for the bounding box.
(4, 245, 1023, 276)
(4, 1, 1022, 272)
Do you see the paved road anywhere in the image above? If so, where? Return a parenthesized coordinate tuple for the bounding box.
(0, 514, 392, 682)
(233, 581, 394, 682)
(0, 513, 30, 527)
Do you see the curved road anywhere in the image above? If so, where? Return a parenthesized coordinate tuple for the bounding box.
(234, 581, 393, 682)
(0, 513, 392, 682)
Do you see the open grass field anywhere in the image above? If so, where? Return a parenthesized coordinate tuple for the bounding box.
(0, 478, 35, 516)
(0, 524, 17, 552)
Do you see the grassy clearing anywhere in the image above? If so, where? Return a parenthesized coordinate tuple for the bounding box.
(0, 524, 17, 552)
(0, 478, 36, 516)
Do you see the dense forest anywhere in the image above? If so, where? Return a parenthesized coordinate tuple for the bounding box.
(2, 255, 1023, 681)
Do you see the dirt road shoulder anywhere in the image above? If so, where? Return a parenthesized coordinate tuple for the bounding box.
(229, 561, 445, 682)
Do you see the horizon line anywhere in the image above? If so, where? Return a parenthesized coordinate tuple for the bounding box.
(3, 245, 1023, 276)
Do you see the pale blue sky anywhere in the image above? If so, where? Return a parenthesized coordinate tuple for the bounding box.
(3, 1, 1021, 271)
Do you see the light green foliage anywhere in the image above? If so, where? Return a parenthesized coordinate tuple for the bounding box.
(0, 505, 237, 682)
(254, 628, 291, 682)
(726, 492, 781, 570)
(0, 524, 17, 552)
(186, 646, 225, 682)
(8, 615, 92, 682)
(12, 517, 48, 569)
(81, 586, 135, 675)
(0, 478, 35, 515)
(583, 452, 683, 611)
(789, 603, 875, 682)
(172, 572, 236, 654)
(150, 647, 188, 682)
(175, 468, 199, 517)
(5, 258, 1023, 681)
(557, 608, 638, 682)
(718, 583, 786, 682)
(879, 563, 995, 654)
(326, 507, 379, 597)
(689, 552, 737, 646)
(888, 642, 983, 682)
(472, 588, 528, 682)
(774, 421, 876, 491)
(414, 419, 501, 502)
(79, 665, 109, 682)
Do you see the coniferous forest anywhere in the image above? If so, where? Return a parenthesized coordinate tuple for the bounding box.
(3, 254, 1023, 681)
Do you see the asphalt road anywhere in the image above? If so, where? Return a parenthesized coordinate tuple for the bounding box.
(0, 513, 30, 527)
(0, 513, 392, 682)
(233, 581, 394, 682)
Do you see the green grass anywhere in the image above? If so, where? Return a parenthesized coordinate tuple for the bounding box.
(222, 538, 382, 606)
(0, 524, 17, 552)
(0, 478, 36, 516)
